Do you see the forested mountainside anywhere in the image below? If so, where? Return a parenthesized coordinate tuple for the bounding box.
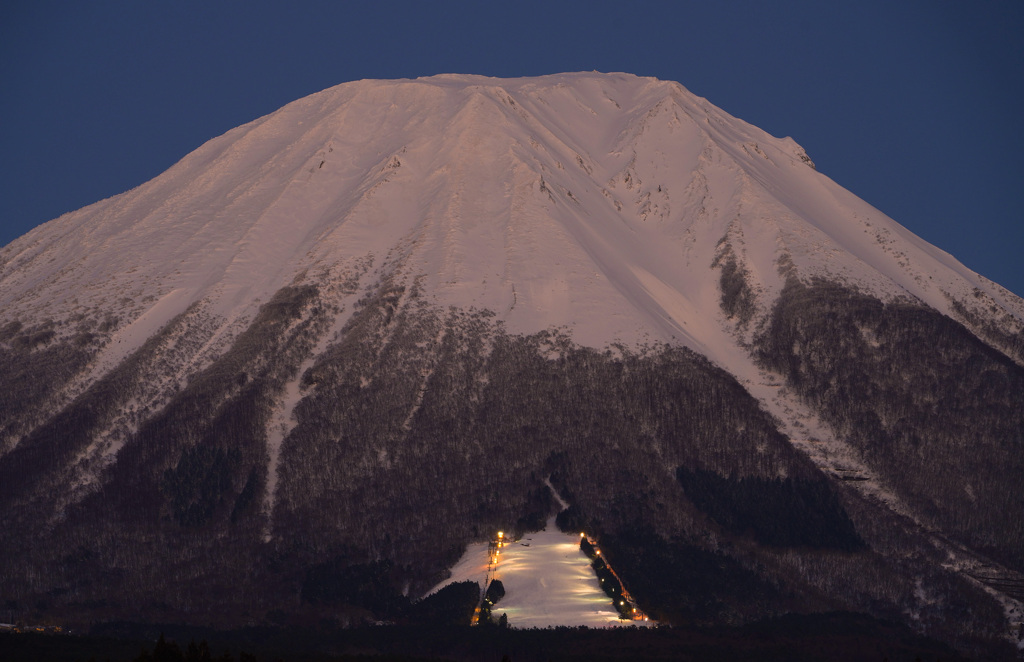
(1, 73, 1021, 658)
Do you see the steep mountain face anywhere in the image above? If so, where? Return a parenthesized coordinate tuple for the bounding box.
(1, 73, 1021, 653)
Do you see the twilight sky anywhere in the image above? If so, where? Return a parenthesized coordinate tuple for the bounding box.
(1, 1, 1021, 296)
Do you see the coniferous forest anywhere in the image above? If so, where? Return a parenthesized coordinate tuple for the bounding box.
(0, 270, 1022, 660)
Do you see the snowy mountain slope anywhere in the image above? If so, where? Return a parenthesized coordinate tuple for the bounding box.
(1, 73, 1022, 653)
(3, 71, 1020, 507)
(3, 73, 1020, 363)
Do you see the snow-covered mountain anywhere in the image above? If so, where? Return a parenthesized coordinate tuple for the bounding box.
(6, 73, 1020, 361)
(1, 73, 1022, 654)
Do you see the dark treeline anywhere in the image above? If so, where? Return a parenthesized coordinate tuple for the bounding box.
(578, 536, 636, 620)
(0, 280, 339, 630)
(0, 272, 1018, 658)
(269, 275, 827, 604)
(675, 467, 863, 550)
(0, 316, 102, 455)
(755, 277, 1024, 571)
(0, 615, 977, 662)
(947, 288, 1024, 365)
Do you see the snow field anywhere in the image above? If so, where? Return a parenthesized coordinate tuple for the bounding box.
(431, 517, 649, 629)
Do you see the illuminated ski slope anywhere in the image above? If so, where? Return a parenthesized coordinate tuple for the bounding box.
(431, 517, 650, 628)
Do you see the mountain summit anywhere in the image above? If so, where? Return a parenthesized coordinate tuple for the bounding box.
(1, 73, 1022, 654)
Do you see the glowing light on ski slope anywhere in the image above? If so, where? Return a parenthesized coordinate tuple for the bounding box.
(428, 517, 653, 628)
(488, 518, 652, 629)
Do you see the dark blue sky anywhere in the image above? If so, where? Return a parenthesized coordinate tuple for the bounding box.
(2, 1, 1021, 296)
